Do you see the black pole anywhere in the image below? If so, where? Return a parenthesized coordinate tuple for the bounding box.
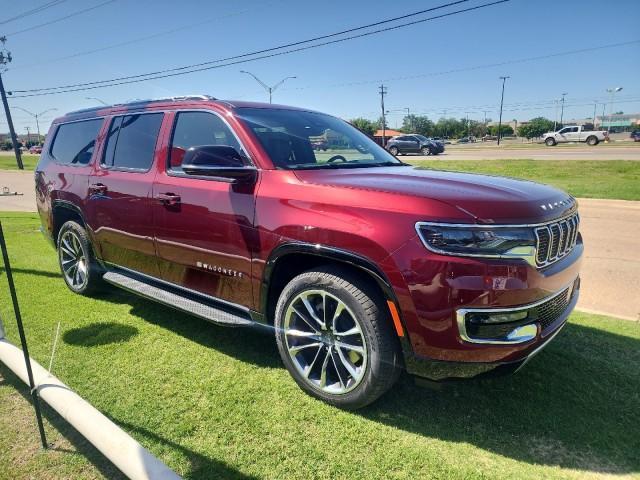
(0, 73, 23, 170)
(379, 84, 387, 147)
(0, 222, 48, 448)
(497, 76, 509, 145)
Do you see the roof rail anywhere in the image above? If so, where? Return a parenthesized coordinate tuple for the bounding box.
(66, 95, 217, 116)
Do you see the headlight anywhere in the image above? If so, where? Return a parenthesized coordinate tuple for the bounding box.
(415, 223, 536, 262)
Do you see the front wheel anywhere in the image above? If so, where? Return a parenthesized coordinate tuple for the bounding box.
(545, 137, 556, 146)
(421, 146, 432, 156)
(57, 221, 102, 295)
(388, 146, 399, 156)
(586, 136, 599, 146)
(274, 267, 401, 409)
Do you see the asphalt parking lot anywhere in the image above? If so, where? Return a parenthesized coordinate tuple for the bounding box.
(0, 169, 637, 320)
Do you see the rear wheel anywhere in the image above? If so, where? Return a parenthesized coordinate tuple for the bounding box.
(545, 137, 556, 146)
(388, 146, 399, 156)
(274, 267, 401, 409)
(586, 135, 599, 146)
(57, 221, 102, 296)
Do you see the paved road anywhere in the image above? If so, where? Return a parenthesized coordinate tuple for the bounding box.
(0, 170, 637, 320)
(412, 145, 640, 161)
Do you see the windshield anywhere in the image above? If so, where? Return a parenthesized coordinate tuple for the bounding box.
(235, 107, 403, 169)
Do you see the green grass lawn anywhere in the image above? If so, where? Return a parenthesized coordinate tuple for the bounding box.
(0, 213, 639, 479)
(410, 159, 640, 200)
(0, 154, 39, 171)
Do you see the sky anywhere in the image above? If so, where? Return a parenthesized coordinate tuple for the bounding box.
(1, 0, 639, 136)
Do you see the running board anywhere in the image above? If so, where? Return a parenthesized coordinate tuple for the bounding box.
(102, 271, 253, 327)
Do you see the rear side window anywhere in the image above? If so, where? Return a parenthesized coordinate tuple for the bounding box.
(168, 111, 242, 171)
(50, 119, 103, 165)
(102, 113, 163, 170)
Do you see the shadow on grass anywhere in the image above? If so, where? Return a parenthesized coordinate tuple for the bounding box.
(63, 322, 138, 347)
(361, 322, 640, 475)
(94, 289, 640, 475)
(0, 364, 256, 480)
(0, 267, 61, 279)
(0, 364, 125, 479)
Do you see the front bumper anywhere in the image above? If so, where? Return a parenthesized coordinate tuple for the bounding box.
(404, 286, 577, 380)
(383, 233, 583, 380)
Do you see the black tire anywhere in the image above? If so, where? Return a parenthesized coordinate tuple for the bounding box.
(274, 266, 402, 409)
(388, 146, 399, 156)
(57, 221, 103, 296)
(421, 146, 432, 156)
(586, 135, 599, 146)
(545, 137, 556, 146)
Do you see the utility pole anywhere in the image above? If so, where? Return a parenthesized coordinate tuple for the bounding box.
(559, 92, 568, 127)
(379, 84, 387, 147)
(14, 107, 57, 145)
(592, 101, 598, 128)
(240, 70, 296, 104)
(496, 76, 509, 146)
(25, 126, 31, 147)
(0, 37, 23, 169)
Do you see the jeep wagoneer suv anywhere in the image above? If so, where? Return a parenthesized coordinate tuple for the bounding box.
(36, 95, 582, 409)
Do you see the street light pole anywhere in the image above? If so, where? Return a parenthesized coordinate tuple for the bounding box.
(379, 84, 387, 146)
(85, 96, 108, 106)
(496, 76, 509, 146)
(592, 101, 598, 128)
(240, 70, 296, 104)
(13, 107, 57, 145)
(559, 92, 568, 126)
(25, 126, 31, 146)
(605, 87, 623, 133)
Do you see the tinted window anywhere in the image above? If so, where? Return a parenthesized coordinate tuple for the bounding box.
(169, 111, 242, 171)
(102, 113, 163, 170)
(50, 119, 103, 165)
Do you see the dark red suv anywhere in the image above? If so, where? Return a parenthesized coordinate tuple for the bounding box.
(36, 96, 582, 409)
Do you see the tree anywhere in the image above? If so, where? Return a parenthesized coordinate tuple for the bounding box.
(517, 117, 554, 139)
(375, 116, 389, 130)
(401, 115, 434, 136)
(349, 117, 377, 136)
(488, 124, 514, 136)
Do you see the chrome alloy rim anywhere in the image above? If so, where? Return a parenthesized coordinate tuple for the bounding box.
(59, 231, 88, 290)
(284, 290, 368, 394)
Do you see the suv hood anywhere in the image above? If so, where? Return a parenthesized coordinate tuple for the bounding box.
(294, 166, 576, 224)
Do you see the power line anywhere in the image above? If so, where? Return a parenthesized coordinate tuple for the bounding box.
(6, 0, 117, 37)
(277, 40, 640, 95)
(0, 0, 68, 25)
(10, 0, 507, 96)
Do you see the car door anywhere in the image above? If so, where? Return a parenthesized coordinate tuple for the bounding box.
(406, 136, 421, 153)
(565, 126, 580, 142)
(152, 110, 256, 307)
(86, 112, 165, 277)
(555, 127, 570, 143)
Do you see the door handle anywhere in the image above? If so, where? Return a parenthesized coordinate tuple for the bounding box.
(157, 193, 181, 206)
(89, 183, 107, 195)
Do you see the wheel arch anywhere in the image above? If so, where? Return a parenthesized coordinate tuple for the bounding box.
(262, 243, 402, 322)
(51, 200, 86, 245)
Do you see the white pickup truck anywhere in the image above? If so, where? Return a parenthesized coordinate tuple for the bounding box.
(542, 125, 608, 146)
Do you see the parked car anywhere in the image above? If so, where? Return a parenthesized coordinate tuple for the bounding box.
(36, 96, 582, 409)
(29, 145, 43, 154)
(542, 125, 608, 146)
(482, 135, 498, 142)
(630, 130, 640, 142)
(386, 134, 443, 156)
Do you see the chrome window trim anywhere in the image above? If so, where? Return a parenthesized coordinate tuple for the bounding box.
(455, 280, 577, 345)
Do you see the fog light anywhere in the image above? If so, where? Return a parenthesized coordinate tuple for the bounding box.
(469, 310, 528, 324)
(506, 323, 537, 342)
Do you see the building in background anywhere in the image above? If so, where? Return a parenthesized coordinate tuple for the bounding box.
(595, 113, 640, 132)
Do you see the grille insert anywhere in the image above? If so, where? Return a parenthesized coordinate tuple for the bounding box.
(535, 213, 579, 267)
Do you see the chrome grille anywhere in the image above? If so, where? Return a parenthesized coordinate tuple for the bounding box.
(535, 213, 580, 267)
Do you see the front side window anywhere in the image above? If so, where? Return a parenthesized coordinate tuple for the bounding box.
(102, 113, 163, 170)
(169, 111, 243, 171)
(236, 108, 402, 170)
(50, 119, 103, 165)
